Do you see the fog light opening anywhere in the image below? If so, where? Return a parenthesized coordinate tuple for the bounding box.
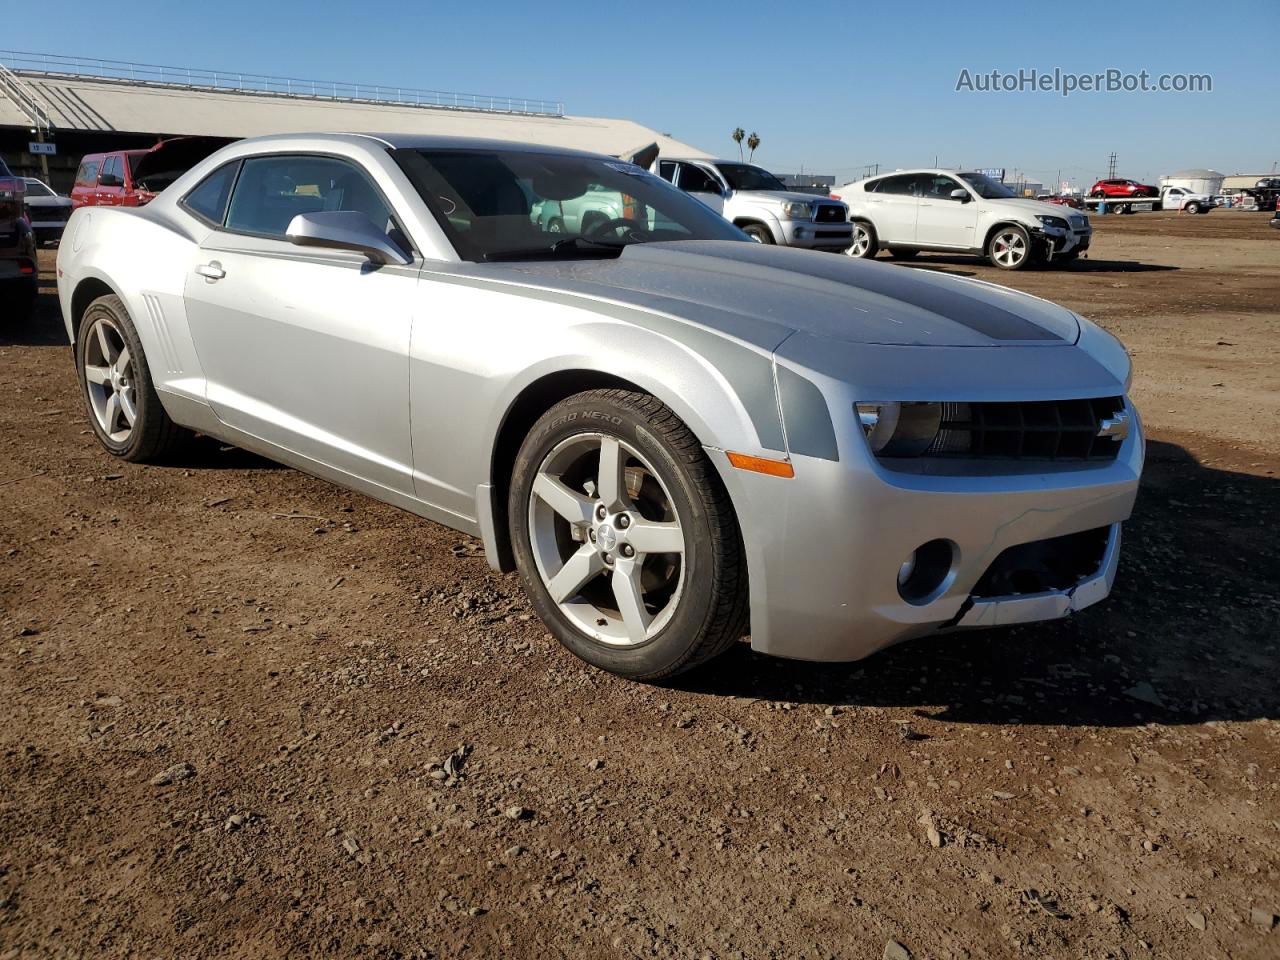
(897, 539, 956, 605)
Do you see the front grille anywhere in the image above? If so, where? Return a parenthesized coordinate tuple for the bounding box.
(925, 397, 1125, 461)
(29, 205, 71, 222)
(814, 204, 847, 223)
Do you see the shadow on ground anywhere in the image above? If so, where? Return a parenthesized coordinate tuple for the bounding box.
(894, 255, 1177, 274)
(682, 440, 1279, 729)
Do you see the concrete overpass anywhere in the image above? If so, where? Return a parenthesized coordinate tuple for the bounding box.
(0, 51, 710, 189)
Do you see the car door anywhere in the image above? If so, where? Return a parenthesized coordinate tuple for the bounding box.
(181, 152, 419, 495)
(865, 173, 922, 243)
(675, 162, 726, 216)
(71, 158, 101, 208)
(914, 174, 979, 247)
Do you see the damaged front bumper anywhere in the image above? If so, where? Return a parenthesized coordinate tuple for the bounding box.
(954, 522, 1121, 629)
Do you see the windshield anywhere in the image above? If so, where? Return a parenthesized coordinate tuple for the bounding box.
(958, 172, 1017, 199)
(713, 162, 785, 192)
(393, 148, 747, 262)
(23, 180, 54, 197)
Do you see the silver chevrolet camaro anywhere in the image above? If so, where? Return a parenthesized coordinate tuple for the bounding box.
(56, 133, 1144, 680)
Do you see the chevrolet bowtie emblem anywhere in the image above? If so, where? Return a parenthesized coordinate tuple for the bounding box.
(1097, 410, 1130, 441)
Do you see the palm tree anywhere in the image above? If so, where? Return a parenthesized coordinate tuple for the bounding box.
(731, 127, 745, 161)
(747, 132, 760, 161)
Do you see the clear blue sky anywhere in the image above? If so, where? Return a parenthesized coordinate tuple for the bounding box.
(33, 0, 1277, 186)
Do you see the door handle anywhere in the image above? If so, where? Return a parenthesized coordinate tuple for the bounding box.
(195, 261, 226, 281)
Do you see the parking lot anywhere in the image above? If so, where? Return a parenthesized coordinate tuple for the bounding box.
(2, 212, 1277, 958)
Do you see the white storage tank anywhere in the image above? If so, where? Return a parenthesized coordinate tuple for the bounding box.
(1159, 169, 1225, 195)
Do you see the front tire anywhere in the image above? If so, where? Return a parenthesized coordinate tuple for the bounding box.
(1184, 201, 1201, 214)
(509, 389, 748, 680)
(846, 220, 877, 259)
(740, 222, 774, 244)
(987, 225, 1033, 270)
(75, 294, 191, 462)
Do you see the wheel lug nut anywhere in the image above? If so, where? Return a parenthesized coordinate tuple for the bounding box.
(588, 529, 596, 542)
(621, 544, 634, 558)
(602, 552, 613, 564)
(596, 504, 607, 521)
(617, 514, 630, 529)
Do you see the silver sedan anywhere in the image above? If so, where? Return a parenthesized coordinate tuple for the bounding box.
(56, 133, 1143, 679)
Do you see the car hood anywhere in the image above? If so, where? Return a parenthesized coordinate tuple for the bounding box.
(24, 195, 72, 208)
(734, 189, 841, 206)
(462, 241, 1080, 350)
(991, 197, 1087, 218)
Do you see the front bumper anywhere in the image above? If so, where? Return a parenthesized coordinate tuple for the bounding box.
(1034, 223, 1091, 257)
(780, 220, 854, 251)
(717, 400, 1143, 662)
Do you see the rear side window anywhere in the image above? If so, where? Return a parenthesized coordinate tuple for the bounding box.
(677, 163, 722, 195)
(76, 160, 101, 184)
(224, 154, 392, 239)
(657, 160, 677, 182)
(182, 161, 241, 225)
(876, 174, 920, 196)
(863, 178, 882, 193)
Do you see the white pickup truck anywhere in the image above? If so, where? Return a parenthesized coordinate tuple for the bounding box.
(1159, 186, 1214, 214)
(652, 158, 852, 251)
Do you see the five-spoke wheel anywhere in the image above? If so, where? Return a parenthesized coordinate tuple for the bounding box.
(510, 389, 748, 679)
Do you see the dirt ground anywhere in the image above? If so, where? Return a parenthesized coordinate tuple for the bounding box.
(2, 211, 1278, 960)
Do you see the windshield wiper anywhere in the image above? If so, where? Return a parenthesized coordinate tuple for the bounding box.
(549, 235, 629, 253)
(481, 240, 626, 263)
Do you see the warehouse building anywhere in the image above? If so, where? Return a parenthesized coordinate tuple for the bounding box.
(0, 51, 709, 191)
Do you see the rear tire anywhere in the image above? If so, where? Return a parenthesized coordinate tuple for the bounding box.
(75, 294, 192, 462)
(509, 389, 748, 680)
(740, 222, 774, 244)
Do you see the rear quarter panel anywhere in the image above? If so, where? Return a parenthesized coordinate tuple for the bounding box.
(57, 206, 211, 406)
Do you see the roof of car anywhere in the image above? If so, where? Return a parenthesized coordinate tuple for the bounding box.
(231, 131, 616, 160)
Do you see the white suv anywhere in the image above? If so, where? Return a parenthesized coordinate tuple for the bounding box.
(834, 169, 1092, 271)
(654, 158, 852, 251)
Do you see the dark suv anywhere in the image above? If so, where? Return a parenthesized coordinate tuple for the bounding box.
(0, 156, 37, 321)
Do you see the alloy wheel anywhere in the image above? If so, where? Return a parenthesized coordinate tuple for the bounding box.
(847, 223, 872, 257)
(527, 433, 686, 647)
(83, 316, 136, 444)
(991, 229, 1028, 268)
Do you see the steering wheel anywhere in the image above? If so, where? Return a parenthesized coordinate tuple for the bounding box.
(583, 216, 648, 241)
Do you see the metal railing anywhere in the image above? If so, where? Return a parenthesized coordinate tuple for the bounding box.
(0, 50, 565, 117)
(0, 59, 55, 133)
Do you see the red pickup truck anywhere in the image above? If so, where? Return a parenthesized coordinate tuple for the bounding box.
(70, 137, 234, 209)
(1, 155, 37, 322)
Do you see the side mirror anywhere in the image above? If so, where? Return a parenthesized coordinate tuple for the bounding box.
(285, 211, 412, 266)
(950, 188, 970, 202)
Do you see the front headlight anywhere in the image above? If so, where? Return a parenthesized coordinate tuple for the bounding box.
(781, 200, 813, 220)
(855, 402, 944, 456)
(1036, 215, 1070, 230)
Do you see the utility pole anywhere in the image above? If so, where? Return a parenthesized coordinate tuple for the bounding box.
(34, 126, 49, 183)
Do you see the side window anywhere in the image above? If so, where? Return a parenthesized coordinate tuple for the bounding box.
(225, 155, 394, 240)
(182, 161, 241, 225)
(677, 163, 721, 195)
(76, 160, 101, 184)
(921, 175, 964, 200)
(657, 160, 677, 183)
(876, 174, 920, 196)
(863, 178, 882, 193)
(100, 156, 122, 185)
